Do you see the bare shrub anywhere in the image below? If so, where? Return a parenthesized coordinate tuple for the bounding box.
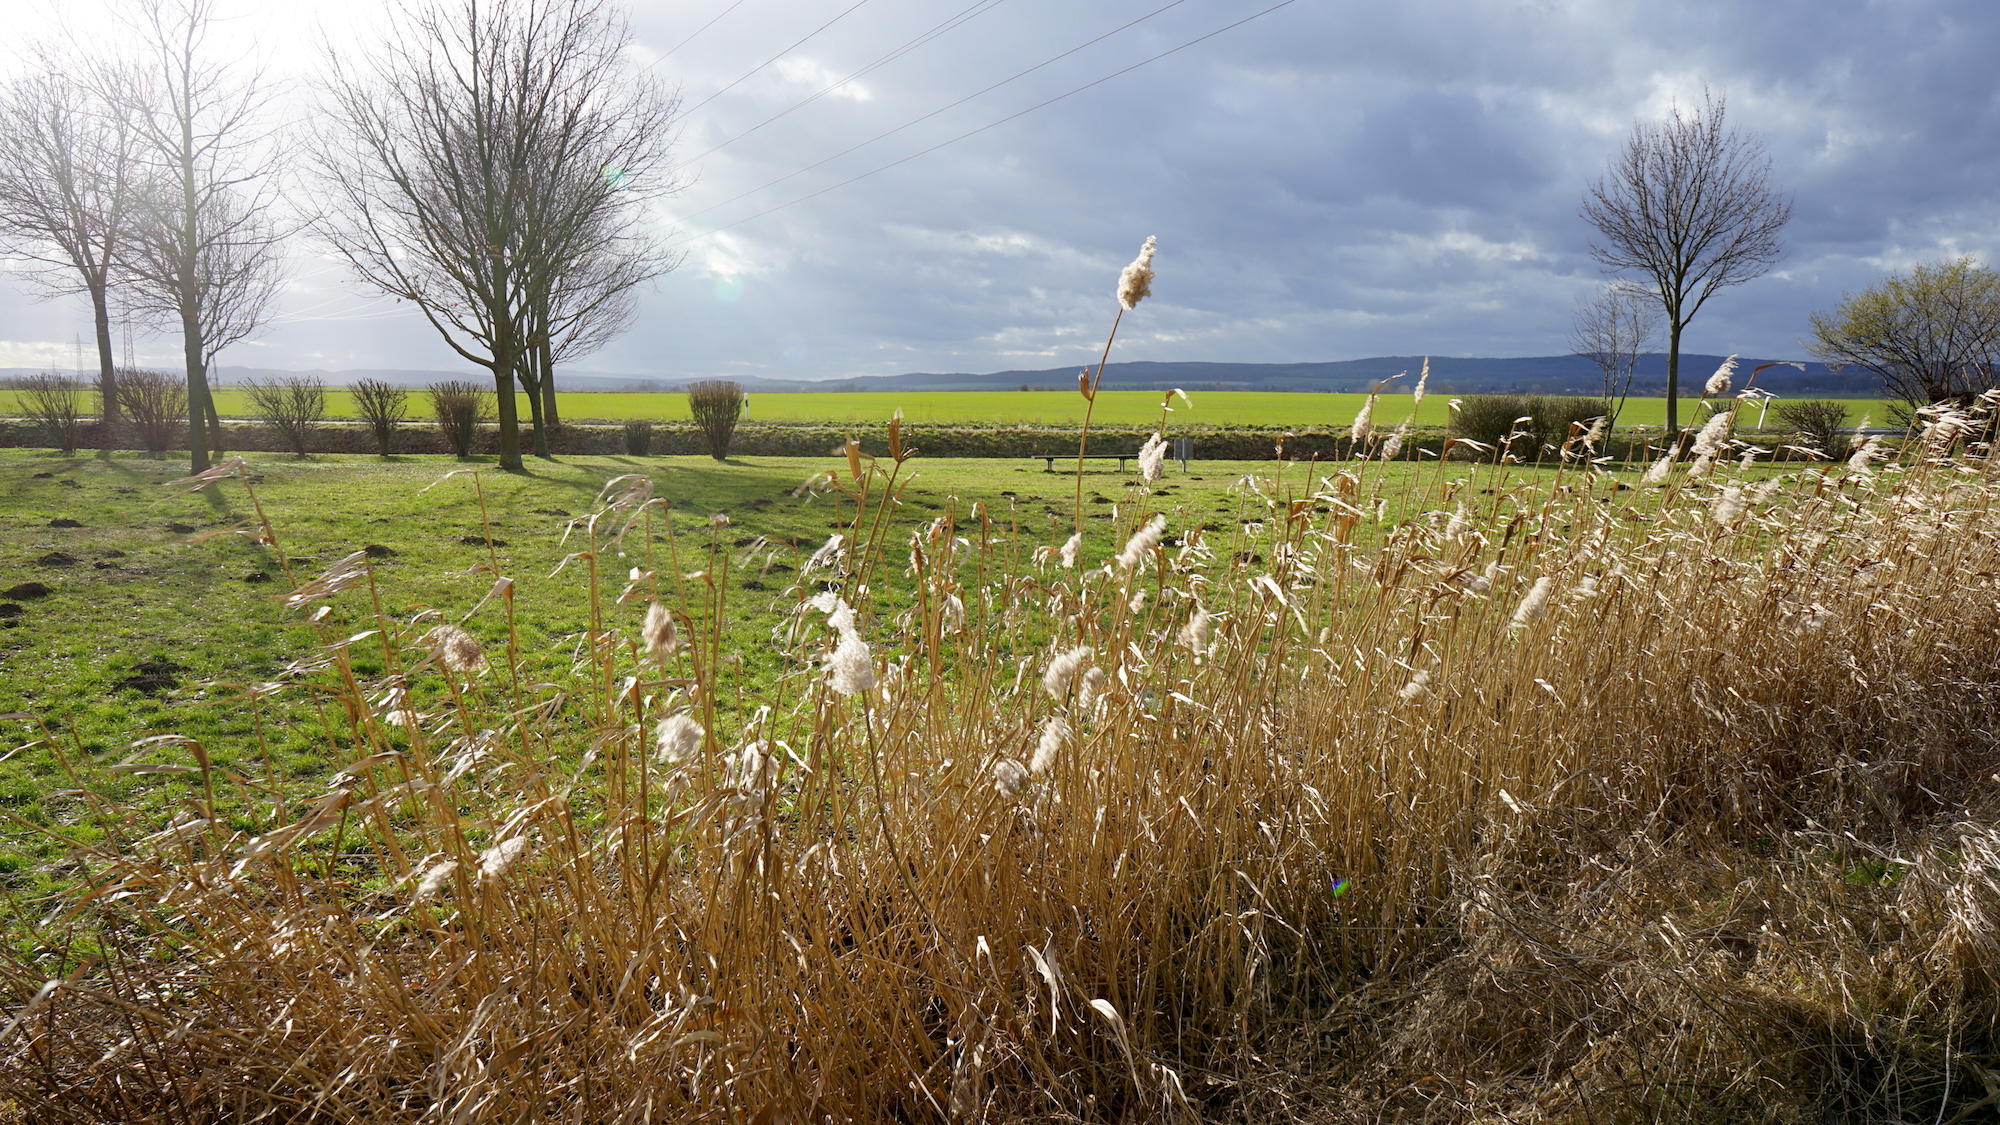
(350, 378, 408, 456)
(112, 367, 186, 456)
(244, 375, 327, 458)
(686, 379, 744, 461)
(8, 373, 91, 455)
(621, 417, 653, 456)
(426, 380, 490, 458)
(1776, 398, 1852, 460)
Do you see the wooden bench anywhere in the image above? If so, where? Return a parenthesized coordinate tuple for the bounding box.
(1037, 454, 1131, 472)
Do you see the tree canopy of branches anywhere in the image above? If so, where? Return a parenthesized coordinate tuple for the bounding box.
(1807, 257, 2000, 413)
(1568, 283, 1657, 430)
(117, 0, 288, 471)
(0, 69, 140, 426)
(313, 0, 681, 472)
(1581, 91, 1789, 434)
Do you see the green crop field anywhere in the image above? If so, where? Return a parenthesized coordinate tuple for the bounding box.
(4, 386, 1892, 431)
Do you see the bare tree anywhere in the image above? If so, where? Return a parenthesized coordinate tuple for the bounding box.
(1806, 257, 2000, 413)
(115, 0, 288, 471)
(0, 69, 141, 426)
(312, 0, 680, 472)
(1568, 282, 1657, 430)
(1581, 91, 1789, 434)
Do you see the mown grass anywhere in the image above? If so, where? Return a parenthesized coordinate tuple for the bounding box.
(4, 387, 1890, 430)
(0, 448, 1447, 871)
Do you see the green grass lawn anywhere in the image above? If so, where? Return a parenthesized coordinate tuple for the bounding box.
(0, 449, 1392, 880)
(5, 387, 1891, 431)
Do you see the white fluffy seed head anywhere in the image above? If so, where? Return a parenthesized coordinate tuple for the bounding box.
(414, 860, 457, 901)
(1445, 505, 1469, 540)
(1412, 357, 1430, 408)
(1043, 646, 1093, 700)
(1642, 452, 1676, 485)
(1180, 607, 1212, 655)
(478, 836, 530, 884)
(1116, 236, 1157, 310)
(642, 603, 679, 660)
(1509, 577, 1554, 631)
(1077, 666, 1108, 709)
(825, 634, 876, 696)
(424, 625, 485, 674)
(1349, 393, 1377, 445)
(1692, 409, 1733, 456)
(1031, 716, 1070, 774)
(1397, 669, 1432, 702)
(1138, 432, 1168, 483)
(654, 713, 704, 764)
(1713, 486, 1746, 527)
(992, 759, 1029, 798)
(1705, 355, 1737, 397)
(1380, 427, 1405, 461)
(1116, 516, 1167, 571)
(1847, 436, 1881, 473)
(1059, 532, 1082, 569)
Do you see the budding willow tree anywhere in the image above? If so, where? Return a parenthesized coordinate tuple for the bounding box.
(312, 0, 680, 471)
(1581, 91, 1789, 434)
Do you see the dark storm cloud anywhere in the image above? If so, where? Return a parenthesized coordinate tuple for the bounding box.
(4, 0, 1998, 378)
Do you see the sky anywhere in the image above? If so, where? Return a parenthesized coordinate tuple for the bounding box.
(1, 0, 1996, 382)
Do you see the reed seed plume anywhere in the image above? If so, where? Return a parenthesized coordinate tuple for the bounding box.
(1030, 715, 1070, 774)
(1116, 236, 1157, 310)
(1412, 356, 1430, 407)
(1704, 354, 1738, 396)
(422, 624, 485, 674)
(992, 758, 1029, 797)
(1138, 432, 1168, 483)
(1116, 515, 1167, 571)
(1350, 389, 1379, 445)
(825, 634, 876, 696)
(1059, 531, 1082, 569)
(1043, 646, 1093, 700)
(1643, 450, 1677, 484)
(1508, 575, 1553, 631)
(642, 602, 680, 659)
(654, 713, 704, 764)
(1691, 406, 1733, 456)
(477, 836, 530, 885)
(413, 861, 456, 901)
(1179, 606, 1212, 655)
(1397, 668, 1432, 702)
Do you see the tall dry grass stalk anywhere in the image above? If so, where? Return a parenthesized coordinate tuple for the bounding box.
(9, 404, 2000, 1120)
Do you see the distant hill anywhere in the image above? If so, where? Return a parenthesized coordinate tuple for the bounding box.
(0, 355, 1883, 398)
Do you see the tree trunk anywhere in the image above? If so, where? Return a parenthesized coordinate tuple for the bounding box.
(491, 341, 524, 473)
(1666, 321, 1683, 435)
(90, 282, 119, 429)
(181, 302, 212, 471)
(539, 336, 560, 430)
(520, 350, 549, 458)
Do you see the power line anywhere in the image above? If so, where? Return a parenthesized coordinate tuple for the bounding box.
(676, 0, 877, 122)
(666, 0, 1299, 249)
(667, 0, 1196, 228)
(655, 0, 754, 62)
(681, 0, 1012, 165)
